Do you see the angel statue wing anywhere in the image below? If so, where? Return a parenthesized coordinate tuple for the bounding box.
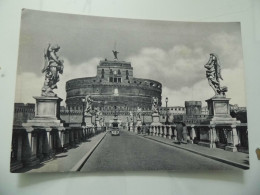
(42, 44, 51, 73)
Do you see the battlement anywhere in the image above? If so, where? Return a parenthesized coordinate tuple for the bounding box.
(99, 60, 132, 68)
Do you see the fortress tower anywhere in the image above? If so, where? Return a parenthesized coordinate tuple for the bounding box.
(65, 54, 162, 114)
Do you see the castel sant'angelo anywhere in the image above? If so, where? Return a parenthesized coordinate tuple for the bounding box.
(65, 51, 162, 118)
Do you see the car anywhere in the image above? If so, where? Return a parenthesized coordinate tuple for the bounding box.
(111, 121, 120, 136)
(111, 127, 120, 136)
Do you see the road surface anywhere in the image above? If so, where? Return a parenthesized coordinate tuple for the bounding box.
(80, 130, 240, 172)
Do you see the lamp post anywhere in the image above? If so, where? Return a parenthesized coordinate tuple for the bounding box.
(81, 98, 86, 127)
(165, 97, 169, 125)
(114, 106, 117, 118)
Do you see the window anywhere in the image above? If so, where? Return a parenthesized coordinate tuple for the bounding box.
(109, 77, 113, 82)
(114, 78, 117, 82)
(118, 69, 121, 75)
(118, 78, 121, 83)
(126, 70, 129, 79)
(101, 69, 104, 78)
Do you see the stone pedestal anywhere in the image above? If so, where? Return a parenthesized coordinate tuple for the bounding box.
(205, 97, 238, 124)
(84, 113, 94, 128)
(199, 97, 240, 149)
(22, 96, 65, 164)
(150, 113, 162, 126)
(23, 96, 64, 127)
(95, 117, 101, 128)
(129, 122, 134, 132)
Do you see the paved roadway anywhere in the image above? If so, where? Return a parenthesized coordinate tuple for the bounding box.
(80, 130, 240, 172)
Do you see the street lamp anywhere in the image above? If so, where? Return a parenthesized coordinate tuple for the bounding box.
(165, 97, 169, 125)
(81, 98, 86, 127)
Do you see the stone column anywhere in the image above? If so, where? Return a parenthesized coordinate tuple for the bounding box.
(156, 126, 159, 136)
(237, 127, 241, 146)
(209, 125, 216, 148)
(148, 126, 151, 135)
(168, 126, 172, 139)
(157, 126, 161, 137)
(186, 126, 191, 142)
(58, 128, 65, 149)
(46, 128, 53, 156)
(37, 132, 43, 160)
(31, 132, 37, 156)
(158, 126, 163, 137)
(76, 129, 79, 142)
(163, 126, 167, 138)
(225, 125, 238, 152)
(17, 134, 23, 161)
(151, 126, 154, 136)
(190, 125, 196, 144)
(173, 126, 177, 141)
(82, 128, 86, 141)
(87, 127, 90, 136)
(25, 128, 40, 166)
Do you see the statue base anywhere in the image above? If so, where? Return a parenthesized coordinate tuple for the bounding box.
(150, 112, 162, 126)
(198, 96, 240, 148)
(23, 96, 64, 128)
(95, 117, 101, 128)
(203, 97, 240, 125)
(84, 113, 94, 128)
(129, 122, 134, 132)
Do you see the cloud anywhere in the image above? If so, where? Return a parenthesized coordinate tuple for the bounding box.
(56, 57, 100, 105)
(125, 31, 246, 107)
(15, 31, 247, 107)
(15, 57, 100, 106)
(15, 72, 44, 103)
(127, 46, 206, 91)
(207, 32, 243, 69)
(162, 63, 247, 107)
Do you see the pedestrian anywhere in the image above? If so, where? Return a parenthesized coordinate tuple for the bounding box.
(182, 122, 188, 144)
(176, 121, 183, 144)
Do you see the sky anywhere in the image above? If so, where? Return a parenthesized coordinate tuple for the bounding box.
(15, 9, 247, 107)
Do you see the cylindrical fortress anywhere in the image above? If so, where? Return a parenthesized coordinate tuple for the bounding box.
(66, 59, 162, 111)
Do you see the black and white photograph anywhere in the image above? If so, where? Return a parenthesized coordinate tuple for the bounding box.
(11, 9, 249, 173)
